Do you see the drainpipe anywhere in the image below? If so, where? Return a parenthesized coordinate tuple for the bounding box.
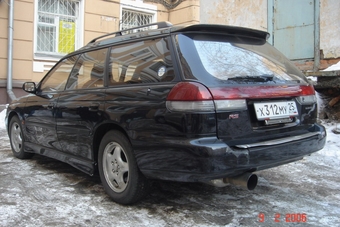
(7, 0, 16, 101)
(313, 0, 320, 71)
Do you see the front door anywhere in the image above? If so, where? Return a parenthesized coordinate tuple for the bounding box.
(23, 56, 79, 151)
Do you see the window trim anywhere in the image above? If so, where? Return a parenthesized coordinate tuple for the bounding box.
(33, 0, 84, 61)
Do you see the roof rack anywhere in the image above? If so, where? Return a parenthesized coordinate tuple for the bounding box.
(88, 21, 173, 44)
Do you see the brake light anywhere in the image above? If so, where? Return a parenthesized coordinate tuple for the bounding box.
(166, 82, 212, 101)
(296, 85, 316, 104)
(300, 85, 316, 96)
(166, 83, 316, 112)
(166, 82, 214, 112)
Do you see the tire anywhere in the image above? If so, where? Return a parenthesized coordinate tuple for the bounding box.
(9, 116, 34, 159)
(98, 130, 150, 205)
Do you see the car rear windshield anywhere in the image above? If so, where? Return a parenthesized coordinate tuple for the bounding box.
(175, 33, 308, 86)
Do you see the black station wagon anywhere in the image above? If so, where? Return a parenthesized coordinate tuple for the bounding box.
(6, 22, 326, 204)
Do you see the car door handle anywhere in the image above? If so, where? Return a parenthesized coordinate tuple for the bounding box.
(89, 104, 99, 111)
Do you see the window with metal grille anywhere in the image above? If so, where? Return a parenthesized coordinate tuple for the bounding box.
(36, 0, 79, 55)
(121, 9, 154, 33)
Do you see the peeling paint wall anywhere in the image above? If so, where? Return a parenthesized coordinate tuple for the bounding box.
(320, 0, 340, 59)
(200, 0, 267, 31)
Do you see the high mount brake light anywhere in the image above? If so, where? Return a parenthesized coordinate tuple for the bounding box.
(166, 82, 316, 112)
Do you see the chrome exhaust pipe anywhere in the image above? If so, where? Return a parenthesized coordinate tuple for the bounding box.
(208, 173, 258, 190)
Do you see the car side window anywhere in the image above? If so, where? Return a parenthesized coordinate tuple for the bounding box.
(40, 55, 79, 93)
(108, 37, 174, 86)
(66, 48, 108, 90)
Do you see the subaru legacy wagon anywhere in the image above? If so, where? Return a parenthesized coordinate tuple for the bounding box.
(6, 22, 326, 204)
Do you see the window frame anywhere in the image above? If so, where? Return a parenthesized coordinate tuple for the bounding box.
(120, 0, 157, 31)
(33, 0, 84, 61)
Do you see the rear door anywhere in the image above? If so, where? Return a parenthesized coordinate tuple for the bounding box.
(56, 48, 108, 162)
(105, 37, 176, 148)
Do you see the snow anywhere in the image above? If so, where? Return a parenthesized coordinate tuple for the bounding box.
(323, 60, 340, 71)
(318, 120, 340, 160)
(0, 108, 6, 130)
(307, 60, 340, 82)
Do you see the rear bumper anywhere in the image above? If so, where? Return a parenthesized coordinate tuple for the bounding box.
(136, 123, 326, 182)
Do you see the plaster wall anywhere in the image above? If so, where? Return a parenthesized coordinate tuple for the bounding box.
(200, 0, 267, 31)
(320, 0, 340, 59)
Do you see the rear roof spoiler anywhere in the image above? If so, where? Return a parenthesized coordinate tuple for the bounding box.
(171, 24, 270, 40)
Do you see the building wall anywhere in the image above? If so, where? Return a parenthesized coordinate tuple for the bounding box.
(0, 0, 35, 84)
(320, 0, 340, 59)
(199, 0, 267, 31)
(199, 0, 340, 60)
(84, 0, 120, 44)
(169, 0, 200, 25)
(0, 0, 35, 103)
(0, 2, 9, 85)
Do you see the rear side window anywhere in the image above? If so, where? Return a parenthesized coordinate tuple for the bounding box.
(176, 34, 308, 86)
(108, 37, 174, 86)
(66, 48, 108, 90)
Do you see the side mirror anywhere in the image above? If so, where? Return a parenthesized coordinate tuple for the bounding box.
(22, 82, 37, 93)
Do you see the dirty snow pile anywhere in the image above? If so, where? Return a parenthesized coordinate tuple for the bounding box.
(318, 120, 340, 161)
(0, 109, 6, 130)
(323, 60, 340, 71)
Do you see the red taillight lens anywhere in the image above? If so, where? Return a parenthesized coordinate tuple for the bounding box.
(166, 82, 213, 101)
(209, 85, 315, 99)
(166, 82, 214, 112)
(166, 82, 316, 112)
(300, 85, 315, 96)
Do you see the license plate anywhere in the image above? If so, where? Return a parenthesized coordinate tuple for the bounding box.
(254, 101, 298, 120)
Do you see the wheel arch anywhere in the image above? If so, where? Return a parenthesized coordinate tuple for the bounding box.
(7, 110, 21, 132)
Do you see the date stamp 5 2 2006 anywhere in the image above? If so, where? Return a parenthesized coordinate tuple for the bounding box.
(258, 213, 307, 223)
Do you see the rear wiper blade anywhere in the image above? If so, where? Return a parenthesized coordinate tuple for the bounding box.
(228, 75, 274, 82)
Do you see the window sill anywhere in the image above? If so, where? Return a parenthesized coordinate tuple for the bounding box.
(33, 53, 64, 73)
(34, 53, 65, 62)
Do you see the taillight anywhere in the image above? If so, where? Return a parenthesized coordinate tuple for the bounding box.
(166, 82, 316, 112)
(296, 85, 317, 104)
(166, 82, 247, 112)
(166, 82, 215, 112)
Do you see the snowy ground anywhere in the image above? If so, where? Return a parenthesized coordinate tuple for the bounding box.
(0, 108, 339, 226)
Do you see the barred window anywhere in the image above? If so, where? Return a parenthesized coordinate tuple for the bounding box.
(121, 9, 154, 33)
(36, 0, 80, 55)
